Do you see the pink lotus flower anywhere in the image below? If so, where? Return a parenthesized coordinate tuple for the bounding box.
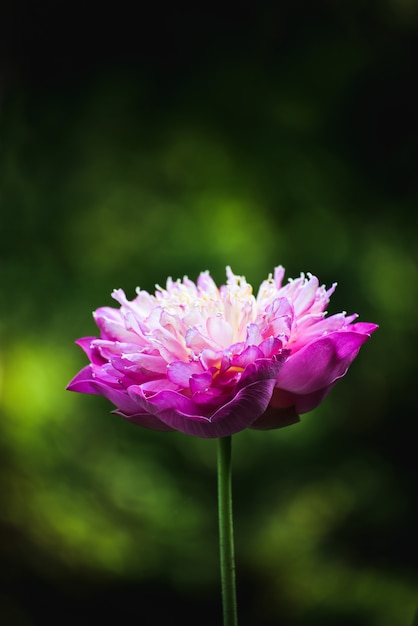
(67, 267, 377, 437)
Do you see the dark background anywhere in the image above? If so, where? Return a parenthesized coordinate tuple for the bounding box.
(1, 2, 417, 624)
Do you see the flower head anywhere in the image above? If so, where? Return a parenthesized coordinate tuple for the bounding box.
(67, 266, 377, 437)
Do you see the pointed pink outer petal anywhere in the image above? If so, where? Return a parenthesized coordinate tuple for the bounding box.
(74, 337, 105, 364)
(349, 322, 379, 335)
(67, 365, 100, 394)
(67, 366, 138, 411)
(270, 324, 378, 414)
(276, 329, 376, 395)
(67, 368, 174, 432)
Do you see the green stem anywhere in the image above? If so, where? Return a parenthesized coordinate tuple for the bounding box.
(217, 435, 238, 626)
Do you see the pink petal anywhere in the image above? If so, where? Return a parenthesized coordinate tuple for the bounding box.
(154, 377, 278, 438)
(258, 336, 283, 358)
(166, 360, 203, 387)
(67, 371, 150, 417)
(66, 365, 98, 393)
(199, 348, 223, 369)
(129, 386, 202, 416)
(276, 330, 374, 395)
(232, 345, 264, 368)
(122, 352, 168, 375)
(94, 306, 139, 342)
(292, 274, 319, 316)
(207, 316, 233, 347)
(237, 354, 287, 391)
(274, 265, 285, 288)
(190, 371, 213, 393)
(75, 337, 104, 364)
(349, 322, 379, 334)
(245, 323, 263, 346)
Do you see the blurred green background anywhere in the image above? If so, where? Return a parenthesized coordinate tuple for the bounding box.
(1, 2, 417, 625)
